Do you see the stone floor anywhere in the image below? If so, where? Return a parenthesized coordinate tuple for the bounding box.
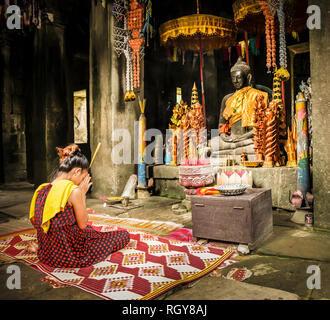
(0, 182, 329, 300)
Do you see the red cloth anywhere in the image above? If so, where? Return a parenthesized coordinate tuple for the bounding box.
(223, 47, 229, 62)
(33, 184, 130, 268)
(197, 187, 220, 195)
(236, 43, 242, 57)
(165, 228, 194, 242)
(256, 34, 261, 51)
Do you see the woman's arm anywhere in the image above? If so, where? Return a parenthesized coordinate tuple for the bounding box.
(69, 188, 88, 229)
(69, 175, 92, 230)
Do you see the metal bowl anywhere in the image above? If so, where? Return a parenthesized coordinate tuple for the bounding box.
(215, 184, 250, 196)
(241, 160, 263, 167)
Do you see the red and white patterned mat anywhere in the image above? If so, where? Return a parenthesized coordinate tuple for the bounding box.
(0, 222, 236, 300)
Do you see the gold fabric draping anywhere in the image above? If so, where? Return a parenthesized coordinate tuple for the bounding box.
(232, 0, 308, 34)
(223, 87, 269, 128)
(233, 0, 261, 23)
(159, 14, 237, 51)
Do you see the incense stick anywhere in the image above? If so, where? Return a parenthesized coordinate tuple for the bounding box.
(89, 142, 101, 168)
(139, 97, 146, 114)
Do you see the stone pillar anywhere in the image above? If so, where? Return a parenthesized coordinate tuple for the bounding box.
(89, 1, 140, 197)
(0, 36, 27, 182)
(204, 53, 218, 130)
(309, 0, 330, 228)
(31, 17, 73, 186)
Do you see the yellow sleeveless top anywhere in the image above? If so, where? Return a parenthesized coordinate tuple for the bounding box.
(29, 180, 78, 233)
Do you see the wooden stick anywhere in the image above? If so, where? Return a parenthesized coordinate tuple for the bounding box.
(89, 142, 101, 168)
(139, 97, 146, 114)
(244, 31, 249, 65)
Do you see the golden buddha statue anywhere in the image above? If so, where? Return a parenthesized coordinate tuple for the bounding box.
(209, 57, 270, 163)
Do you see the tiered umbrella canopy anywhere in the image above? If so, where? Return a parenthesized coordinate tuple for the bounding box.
(159, 2, 237, 127)
(160, 14, 237, 51)
(233, 0, 308, 34)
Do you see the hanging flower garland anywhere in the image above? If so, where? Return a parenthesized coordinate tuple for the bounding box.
(127, 0, 144, 90)
(258, 1, 276, 73)
(276, 0, 290, 81)
(142, 0, 152, 47)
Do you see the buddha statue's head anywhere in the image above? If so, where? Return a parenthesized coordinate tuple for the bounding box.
(230, 57, 252, 90)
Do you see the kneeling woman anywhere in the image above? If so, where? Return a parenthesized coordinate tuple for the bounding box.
(29, 144, 130, 268)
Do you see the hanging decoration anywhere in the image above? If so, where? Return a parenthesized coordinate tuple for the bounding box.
(233, 0, 265, 34)
(277, 0, 288, 71)
(239, 40, 246, 59)
(249, 35, 261, 56)
(258, 1, 276, 73)
(275, 0, 290, 147)
(236, 43, 242, 57)
(244, 32, 249, 65)
(113, 0, 134, 101)
(113, 0, 147, 102)
(127, 0, 144, 90)
(159, 2, 237, 129)
(142, 0, 152, 47)
(232, 0, 308, 34)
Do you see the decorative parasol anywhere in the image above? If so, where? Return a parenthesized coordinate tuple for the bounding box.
(232, 0, 308, 34)
(159, 0, 237, 127)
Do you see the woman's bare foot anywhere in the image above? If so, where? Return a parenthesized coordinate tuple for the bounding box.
(27, 241, 38, 253)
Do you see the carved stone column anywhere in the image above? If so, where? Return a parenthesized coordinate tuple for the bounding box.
(309, 0, 330, 228)
(31, 13, 73, 186)
(0, 35, 27, 182)
(89, 1, 140, 197)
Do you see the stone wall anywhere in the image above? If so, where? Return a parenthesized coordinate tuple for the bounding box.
(309, 0, 330, 228)
(31, 20, 73, 186)
(0, 38, 27, 183)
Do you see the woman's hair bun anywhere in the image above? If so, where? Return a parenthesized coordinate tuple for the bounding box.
(56, 144, 81, 164)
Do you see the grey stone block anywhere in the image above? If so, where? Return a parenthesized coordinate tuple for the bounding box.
(151, 165, 298, 210)
(248, 167, 298, 211)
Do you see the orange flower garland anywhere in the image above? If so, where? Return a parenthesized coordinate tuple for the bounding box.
(258, 1, 276, 72)
(127, 0, 144, 89)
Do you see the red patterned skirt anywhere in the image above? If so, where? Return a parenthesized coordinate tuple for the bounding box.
(33, 184, 130, 268)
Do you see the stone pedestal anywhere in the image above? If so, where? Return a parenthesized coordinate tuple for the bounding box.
(137, 187, 151, 199)
(151, 165, 298, 210)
